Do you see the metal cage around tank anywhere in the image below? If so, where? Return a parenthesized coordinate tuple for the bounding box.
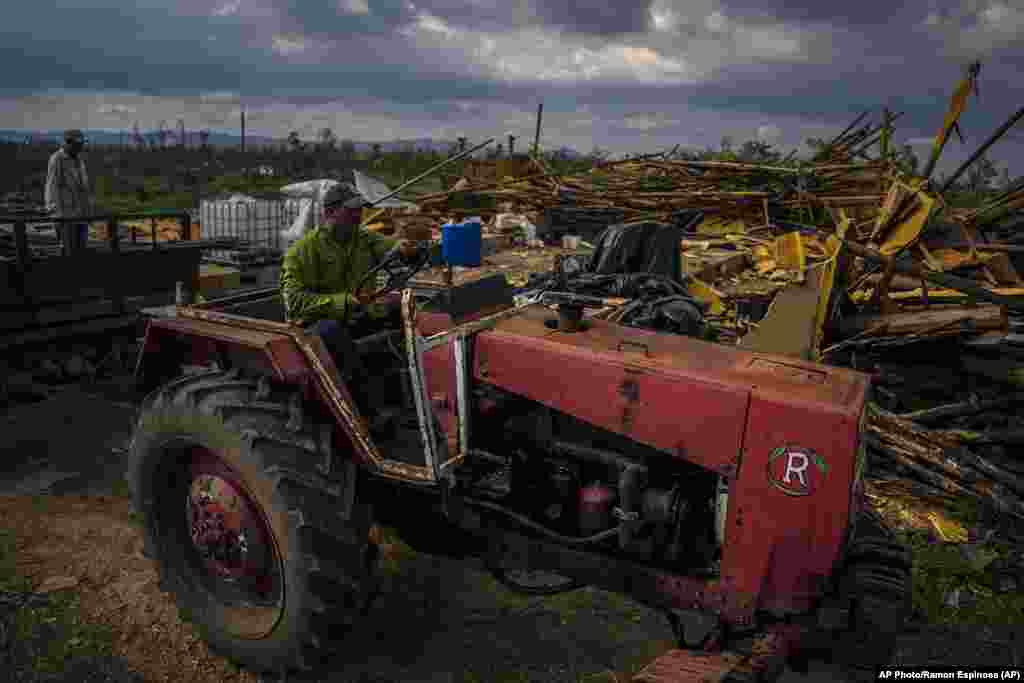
(199, 193, 303, 267)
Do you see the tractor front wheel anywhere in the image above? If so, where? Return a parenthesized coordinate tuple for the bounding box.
(127, 370, 377, 674)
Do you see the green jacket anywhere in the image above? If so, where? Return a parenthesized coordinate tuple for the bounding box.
(280, 227, 398, 325)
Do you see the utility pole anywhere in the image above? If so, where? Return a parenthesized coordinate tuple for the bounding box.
(533, 102, 544, 156)
(241, 109, 247, 178)
(880, 107, 892, 194)
(880, 108, 892, 162)
(508, 134, 517, 156)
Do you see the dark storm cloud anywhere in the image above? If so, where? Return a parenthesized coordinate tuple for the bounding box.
(2, 0, 1022, 175)
(0, 0, 488, 103)
(274, 0, 411, 37)
(717, 0, 919, 26)
(532, 0, 655, 35)
(0, 1, 257, 96)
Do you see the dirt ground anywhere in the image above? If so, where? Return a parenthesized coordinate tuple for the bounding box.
(1, 494, 679, 683)
(2, 495, 260, 683)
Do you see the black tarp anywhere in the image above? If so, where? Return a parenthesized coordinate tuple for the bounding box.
(588, 212, 704, 283)
(544, 211, 709, 337)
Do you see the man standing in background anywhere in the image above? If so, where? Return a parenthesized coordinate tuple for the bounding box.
(45, 129, 95, 254)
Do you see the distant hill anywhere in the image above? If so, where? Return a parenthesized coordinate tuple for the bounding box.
(0, 129, 584, 158)
(0, 129, 279, 147)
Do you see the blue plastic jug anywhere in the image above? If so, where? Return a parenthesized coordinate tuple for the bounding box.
(441, 220, 482, 267)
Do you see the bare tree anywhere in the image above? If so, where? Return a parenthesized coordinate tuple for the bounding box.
(894, 145, 920, 176)
(317, 128, 337, 151)
(965, 155, 999, 194)
(132, 122, 146, 149)
(339, 138, 356, 161)
(156, 120, 170, 150)
(737, 140, 779, 163)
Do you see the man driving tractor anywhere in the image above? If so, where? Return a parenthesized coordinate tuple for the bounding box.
(280, 181, 422, 409)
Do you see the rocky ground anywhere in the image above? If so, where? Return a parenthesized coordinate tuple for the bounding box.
(0, 341, 1021, 682)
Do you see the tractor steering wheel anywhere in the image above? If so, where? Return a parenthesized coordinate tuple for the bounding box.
(357, 242, 433, 303)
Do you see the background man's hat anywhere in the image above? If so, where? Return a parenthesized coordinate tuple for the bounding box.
(64, 129, 85, 142)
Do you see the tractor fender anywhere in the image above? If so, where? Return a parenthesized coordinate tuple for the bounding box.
(134, 314, 384, 472)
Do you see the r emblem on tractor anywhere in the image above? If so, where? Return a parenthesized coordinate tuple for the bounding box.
(767, 446, 828, 497)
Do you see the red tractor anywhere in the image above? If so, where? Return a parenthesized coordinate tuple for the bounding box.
(128, 250, 911, 681)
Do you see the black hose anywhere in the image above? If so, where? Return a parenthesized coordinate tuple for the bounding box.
(466, 497, 624, 545)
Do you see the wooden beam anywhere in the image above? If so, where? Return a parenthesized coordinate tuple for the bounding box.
(837, 304, 1007, 338)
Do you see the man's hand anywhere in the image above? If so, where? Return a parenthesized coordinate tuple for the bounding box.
(354, 289, 378, 306)
(397, 239, 420, 261)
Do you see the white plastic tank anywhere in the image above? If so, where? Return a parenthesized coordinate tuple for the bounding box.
(200, 193, 293, 264)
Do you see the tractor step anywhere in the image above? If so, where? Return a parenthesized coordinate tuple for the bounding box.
(633, 623, 806, 683)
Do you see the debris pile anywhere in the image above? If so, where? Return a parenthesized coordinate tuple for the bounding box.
(408, 66, 1024, 543)
(416, 156, 887, 229)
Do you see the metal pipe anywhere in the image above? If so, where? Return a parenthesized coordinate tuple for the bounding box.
(939, 105, 1024, 195)
(362, 138, 495, 210)
(551, 440, 638, 470)
(827, 111, 870, 148)
(714, 476, 729, 547)
(467, 497, 623, 545)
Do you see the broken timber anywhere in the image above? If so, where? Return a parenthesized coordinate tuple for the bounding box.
(836, 304, 1006, 338)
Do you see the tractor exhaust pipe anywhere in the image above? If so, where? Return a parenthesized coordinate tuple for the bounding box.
(714, 476, 729, 547)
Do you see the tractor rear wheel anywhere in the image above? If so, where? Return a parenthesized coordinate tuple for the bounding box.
(128, 370, 378, 674)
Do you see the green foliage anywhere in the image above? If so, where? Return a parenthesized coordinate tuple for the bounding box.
(447, 190, 496, 211)
(893, 144, 920, 176)
(0, 528, 29, 592)
(900, 529, 1024, 625)
(13, 591, 118, 674)
(963, 155, 1000, 194)
(942, 192, 996, 209)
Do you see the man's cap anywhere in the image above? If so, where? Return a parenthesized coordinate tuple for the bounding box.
(64, 129, 85, 143)
(323, 182, 366, 209)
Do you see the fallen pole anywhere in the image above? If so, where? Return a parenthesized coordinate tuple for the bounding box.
(363, 137, 495, 211)
(827, 110, 870, 148)
(939, 242, 1024, 253)
(899, 394, 1024, 424)
(939, 105, 1024, 195)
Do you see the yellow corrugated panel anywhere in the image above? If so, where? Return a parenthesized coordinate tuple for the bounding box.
(773, 232, 805, 271)
(878, 182, 936, 257)
(813, 215, 849, 360)
(686, 277, 726, 315)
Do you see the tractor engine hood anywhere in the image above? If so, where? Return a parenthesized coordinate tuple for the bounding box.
(415, 303, 871, 615)
(417, 303, 869, 481)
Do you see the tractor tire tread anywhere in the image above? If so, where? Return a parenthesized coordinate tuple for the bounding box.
(128, 370, 376, 675)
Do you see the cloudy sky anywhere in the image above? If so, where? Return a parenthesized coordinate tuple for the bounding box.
(1, 0, 1022, 172)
